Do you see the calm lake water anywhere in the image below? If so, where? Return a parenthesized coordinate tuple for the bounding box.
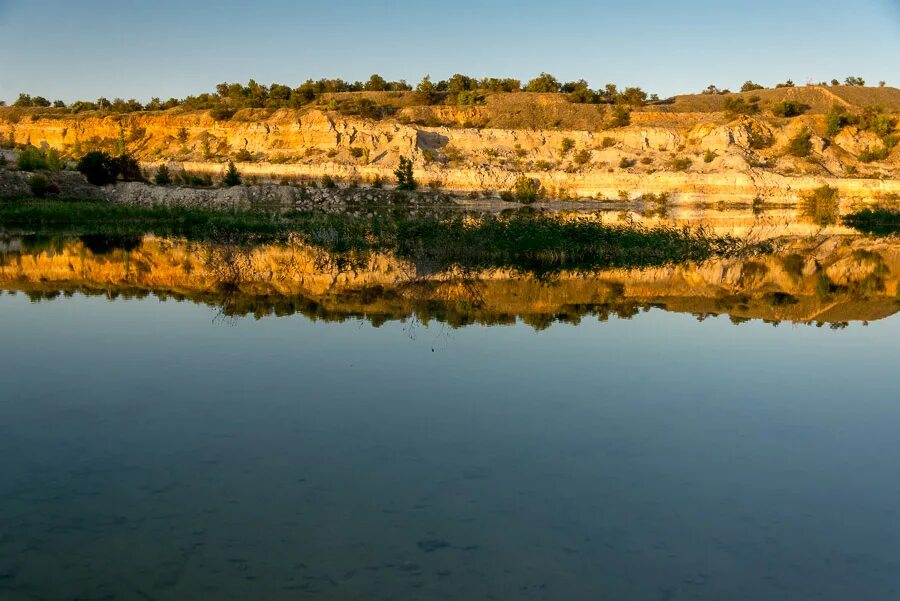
(1, 290, 899, 600)
(2, 201, 900, 600)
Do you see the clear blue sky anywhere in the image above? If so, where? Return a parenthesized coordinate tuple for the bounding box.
(1, 0, 899, 103)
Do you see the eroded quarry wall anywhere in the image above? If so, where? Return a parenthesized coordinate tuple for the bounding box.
(2, 89, 898, 202)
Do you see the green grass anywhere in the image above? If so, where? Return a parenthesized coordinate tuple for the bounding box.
(0, 198, 764, 274)
(844, 207, 900, 236)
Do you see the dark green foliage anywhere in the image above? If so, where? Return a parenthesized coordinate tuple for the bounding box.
(844, 76, 866, 86)
(77, 151, 118, 185)
(844, 207, 900, 236)
(233, 148, 253, 162)
(825, 106, 853, 137)
(740, 81, 765, 92)
(772, 101, 809, 118)
(115, 154, 144, 182)
(349, 147, 365, 159)
(415, 75, 439, 105)
(858, 146, 890, 163)
(560, 138, 575, 155)
(573, 149, 591, 165)
(667, 157, 692, 171)
(154, 165, 172, 185)
(610, 106, 631, 127)
(619, 157, 634, 169)
(704, 150, 717, 163)
(28, 173, 58, 197)
(748, 128, 773, 150)
(17, 146, 49, 171)
(525, 73, 561, 93)
(723, 96, 759, 116)
(787, 128, 813, 157)
(320, 174, 336, 189)
(394, 157, 417, 190)
(223, 161, 242, 187)
(209, 106, 237, 121)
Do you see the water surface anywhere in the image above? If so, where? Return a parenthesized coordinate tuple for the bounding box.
(1, 289, 899, 600)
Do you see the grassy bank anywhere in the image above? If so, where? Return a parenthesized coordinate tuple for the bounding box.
(0, 198, 761, 273)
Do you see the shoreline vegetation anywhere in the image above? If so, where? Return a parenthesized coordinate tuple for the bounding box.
(0, 198, 766, 274)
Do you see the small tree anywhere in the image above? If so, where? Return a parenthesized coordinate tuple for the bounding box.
(115, 153, 143, 182)
(154, 164, 172, 185)
(524, 73, 561, 93)
(223, 161, 242, 186)
(77, 151, 118, 185)
(415, 75, 438, 105)
(740, 81, 765, 92)
(559, 138, 575, 156)
(394, 156, 417, 190)
(611, 106, 631, 127)
(844, 76, 866, 86)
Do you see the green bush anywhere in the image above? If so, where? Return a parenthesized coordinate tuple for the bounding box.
(233, 148, 253, 162)
(787, 128, 812, 157)
(511, 176, 542, 203)
(394, 156, 417, 190)
(154, 164, 172, 185)
(723, 96, 759, 116)
(223, 161, 242, 186)
(349, 147, 365, 159)
(703, 150, 717, 163)
(772, 101, 809, 118)
(16, 146, 49, 171)
(573, 149, 591, 165)
(559, 138, 575, 155)
(321, 174, 336, 189)
(77, 151, 118, 185)
(619, 157, 634, 169)
(667, 157, 692, 171)
(610, 106, 631, 127)
(28, 173, 58, 197)
(858, 146, 890, 163)
(115, 153, 144, 182)
(600, 137, 615, 149)
(748, 129, 773, 149)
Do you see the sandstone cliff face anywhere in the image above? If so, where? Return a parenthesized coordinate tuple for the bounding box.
(1, 98, 897, 203)
(2, 235, 897, 326)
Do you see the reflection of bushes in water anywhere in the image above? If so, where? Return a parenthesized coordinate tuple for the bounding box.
(20, 235, 67, 255)
(0, 200, 760, 276)
(738, 261, 769, 285)
(800, 186, 839, 226)
(779, 254, 806, 280)
(79, 234, 142, 254)
(763, 291, 799, 307)
(815, 273, 842, 301)
(844, 208, 900, 236)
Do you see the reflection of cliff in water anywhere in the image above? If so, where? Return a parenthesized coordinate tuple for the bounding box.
(1, 233, 898, 329)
